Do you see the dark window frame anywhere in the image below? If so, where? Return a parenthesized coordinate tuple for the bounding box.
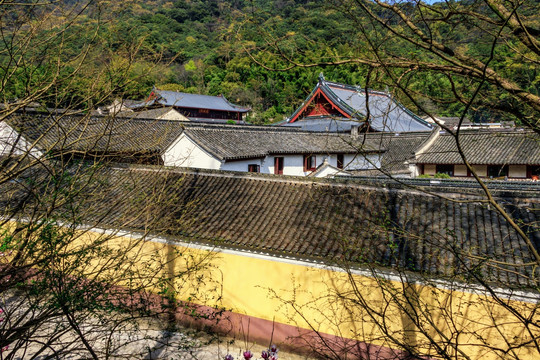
(337, 154, 344, 170)
(274, 157, 284, 175)
(303, 154, 316, 172)
(248, 164, 260, 173)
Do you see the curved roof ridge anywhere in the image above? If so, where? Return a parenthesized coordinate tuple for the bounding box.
(318, 80, 360, 118)
(184, 123, 338, 134)
(220, 93, 251, 111)
(323, 79, 431, 127)
(143, 89, 251, 113)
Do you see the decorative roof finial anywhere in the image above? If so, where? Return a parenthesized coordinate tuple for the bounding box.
(318, 72, 325, 83)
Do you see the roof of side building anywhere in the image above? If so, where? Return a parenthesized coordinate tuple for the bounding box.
(4, 112, 185, 155)
(181, 124, 384, 161)
(135, 89, 250, 113)
(361, 131, 433, 174)
(415, 129, 540, 165)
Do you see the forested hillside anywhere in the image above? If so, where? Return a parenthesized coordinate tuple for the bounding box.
(2, 0, 538, 124)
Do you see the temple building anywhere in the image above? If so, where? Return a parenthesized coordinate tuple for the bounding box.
(131, 88, 251, 123)
(283, 74, 433, 133)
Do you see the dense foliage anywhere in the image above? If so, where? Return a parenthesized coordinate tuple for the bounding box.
(1, 0, 538, 124)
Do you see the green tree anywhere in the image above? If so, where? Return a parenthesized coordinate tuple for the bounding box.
(0, 1, 218, 358)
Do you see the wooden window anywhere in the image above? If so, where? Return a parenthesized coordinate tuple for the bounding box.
(274, 157, 284, 175)
(248, 164, 260, 173)
(304, 154, 316, 172)
(436, 164, 454, 176)
(337, 154, 344, 169)
(487, 165, 508, 179)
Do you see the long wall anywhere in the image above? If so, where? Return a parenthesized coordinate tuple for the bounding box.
(26, 223, 537, 360)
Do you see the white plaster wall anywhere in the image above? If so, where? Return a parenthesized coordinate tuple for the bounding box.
(509, 165, 527, 178)
(223, 155, 317, 175)
(243, 153, 378, 176)
(164, 144, 382, 176)
(312, 166, 351, 178)
(454, 165, 468, 177)
(473, 165, 487, 177)
(163, 134, 221, 169)
(264, 154, 318, 176)
(343, 153, 380, 170)
(424, 164, 436, 175)
(221, 159, 264, 172)
(280, 154, 308, 176)
(0, 122, 43, 158)
(410, 164, 420, 177)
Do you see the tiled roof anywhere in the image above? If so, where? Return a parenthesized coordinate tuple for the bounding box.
(117, 107, 186, 120)
(363, 132, 432, 174)
(138, 89, 250, 113)
(282, 117, 364, 132)
(287, 75, 433, 132)
(6, 165, 538, 288)
(327, 83, 432, 132)
(415, 129, 540, 165)
(182, 124, 383, 161)
(4, 113, 185, 155)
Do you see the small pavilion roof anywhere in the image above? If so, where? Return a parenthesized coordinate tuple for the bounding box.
(135, 89, 250, 113)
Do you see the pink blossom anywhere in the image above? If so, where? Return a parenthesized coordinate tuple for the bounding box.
(261, 350, 269, 359)
(243, 350, 253, 359)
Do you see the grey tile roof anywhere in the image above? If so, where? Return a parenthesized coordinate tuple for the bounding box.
(416, 129, 540, 165)
(328, 84, 432, 132)
(117, 107, 184, 120)
(5, 112, 185, 156)
(282, 117, 364, 132)
(182, 124, 383, 161)
(137, 89, 250, 113)
(287, 75, 433, 133)
(5, 165, 537, 288)
(363, 132, 432, 174)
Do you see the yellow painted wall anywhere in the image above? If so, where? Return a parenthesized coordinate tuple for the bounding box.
(4, 222, 539, 360)
(209, 249, 540, 360)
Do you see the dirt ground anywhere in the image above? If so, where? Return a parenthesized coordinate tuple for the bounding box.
(3, 316, 317, 360)
(122, 324, 318, 360)
(2, 291, 316, 359)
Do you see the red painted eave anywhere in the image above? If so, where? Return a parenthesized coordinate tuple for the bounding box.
(289, 87, 351, 123)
